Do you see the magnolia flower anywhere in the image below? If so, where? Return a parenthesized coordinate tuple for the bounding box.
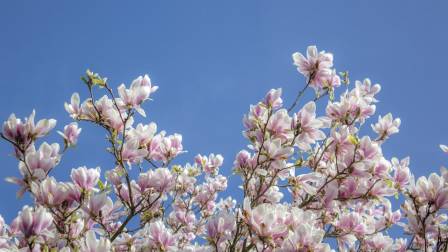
(263, 138, 294, 160)
(138, 168, 174, 193)
(292, 45, 334, 89)
(243, 199, 289, 242)
(2, 110, 56, 145)
(440, 144, 448, 153)
(31, 177, 68, 206)
(353, 79, 381, 102)
(77, 98, 99, 121)
(71, 166, 100, 191)
(281, 225, 330, 252)
(15, 142, 60, 180)
(2, 114, 29, 144)
(292, 101, 326, 151)
(122, 138, 149, 164)
(195, 153, 224, 175)
(321, 69, 341, 89)
(327, 92, 376, 125)
(102, 106, 133, 132)
(372, 113, 401, 140)
(0, 215, 4, 232)
(267, 109, 293, 141)
(147, 221, 176, 251)
(58, 122, 82, 147)
(414, 173, 448, 209)
(335, 212, 369, 236)
(80, 230, 111, 252)
(87, 193, 111, 216)
(264, 88, 283, 109)
(117, 74, 158, 117)
(365, 233, 394, 251)
(393, 238, 408, 252)
(243, 103, 268, 133)
(127, 122, 157, 146)
(233, 150, 256, 172)
(148, 132, 184, 163)
(10, 206, 53, 239)
(64, 92, 81, 118)
(392, 157, 411, 189)
(206, 211, 236, 243)
(194, 176, 228, 210)
(217, 197, 237, 211)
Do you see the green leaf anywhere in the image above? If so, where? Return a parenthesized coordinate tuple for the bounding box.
(348, 134, 359, 145)
(98, 179, 105, 191)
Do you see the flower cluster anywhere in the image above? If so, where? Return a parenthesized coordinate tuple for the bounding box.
(0, 46, 446, 251)
(292, 45, 341, 91)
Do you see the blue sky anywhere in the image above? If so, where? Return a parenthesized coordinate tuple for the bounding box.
(0, 0, 447, 236)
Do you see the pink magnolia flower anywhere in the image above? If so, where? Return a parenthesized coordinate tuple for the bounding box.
(440, 144, 448, 153)
(138, 167, 174, 193)
(10, 206, 53, 239)
(174, 166, 197, 193)
(80, 230, 111, 252)
(2, 113, 30, 145)
(243, 103, 268, 132)
(58, 122, 82, 147)
(79, 98, 100, 121)
(335, 212, 369, 236)
(327, 79, 380, 125)
(122, 138, 149, 164)
(263, 138, 294, 160)
(373, 157, 392, 179)
(320, 69, 341, 89)
(87, 193, 111, 216)
(292, 45, 334, 89)
(372, 113, 401, 140)
(264, 88, 283, 109)
(64, 92, 81, 119)
(267, 109, 293, 141)
(365, 233, 394, 251)
(26, 111, 57, 139)
(338, 177, 359, 199)
(242, 199, 289, 242)
(64, 182, 82, 203)
(127, 122, 157, 146)
(357, 136, 380, 161)
(117, 180, 141, 206)
(3, 110, 56, 145)
(31, 177, 69, 206)
(292, 101, 327, 151)
(392, 157, 411, 190)
(206, 212, 236, 244)
(393, 238, 408, 252)
(0, 215, 4, 231)
(217, 197, 237, 211)
(146, 220, 176, 251)
(195, 153, 224, 175)
(233, 150, 256, 173)
(105, 166, 123, 186)
(414, 173, 448, 209)
(281, 225, 330, 252)
(117, 74, 158, 117)
(353, 78, 381, 103)
(15, 142, 60, 180)
(70, 166, 100, 191)
(148, 132, 184, 163)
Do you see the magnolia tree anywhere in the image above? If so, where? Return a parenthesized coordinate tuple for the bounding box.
(0, 46, 447, 252)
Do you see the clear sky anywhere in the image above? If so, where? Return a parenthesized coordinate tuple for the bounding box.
(0, 0, 447, 234)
